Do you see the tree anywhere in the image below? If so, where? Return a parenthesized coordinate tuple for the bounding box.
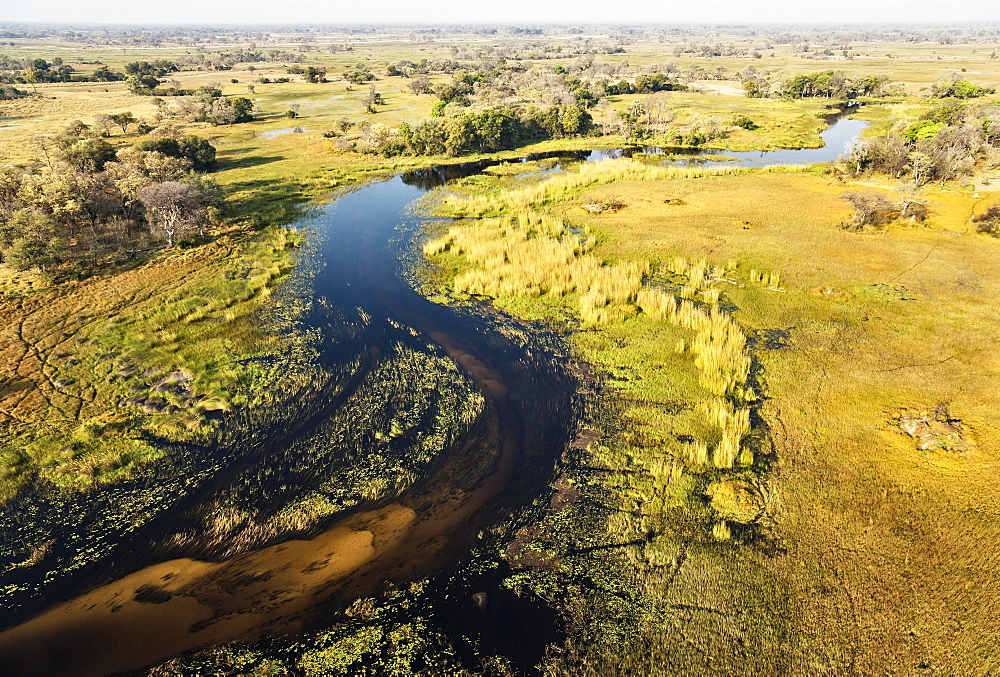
(177, 135, 217, 172)
(209, 97, 253, 125)
(444, 117, 475, 155)
(930, 76, 995, 99)
(409, 76, 433, 95)
(560, 105, 591, 136)
(66, 170, 119, 237)
(106, 148, 192, 222)
(110, 112, 137, 134)
(137, 181, 204, 247)
(61, 138, 116, 173)
(135, 135, 216, 172)
(364, 86, 385, 114)
(92, 115, 113, 137)
(304, 66, 327, 83)
(0, 209, 63, 270)
(906, 152, 936, 186)
(92, 65, 122, 82)
(126, 74, 162, 93)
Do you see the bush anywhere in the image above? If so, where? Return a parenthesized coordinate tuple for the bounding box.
(972, 205, 1000, 234)
(841, 191, 897, 230)
(135, 134, 216, 172)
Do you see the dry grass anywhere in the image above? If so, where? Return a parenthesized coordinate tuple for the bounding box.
(428, 153, 1000, 672)
(564, 166, 1000, 673)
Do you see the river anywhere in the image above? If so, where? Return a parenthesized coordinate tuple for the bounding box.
(0, 108, 868, 675)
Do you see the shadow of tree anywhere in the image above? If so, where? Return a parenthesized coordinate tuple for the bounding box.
(215, 155, 286, 171)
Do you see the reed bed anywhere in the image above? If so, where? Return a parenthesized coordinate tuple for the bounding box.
(428, 212, 647, 322)
(430, 168, 760, 472)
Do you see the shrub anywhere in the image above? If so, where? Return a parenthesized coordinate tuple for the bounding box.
(841, 191, 896, 230)
(972, 205, 1000, 234)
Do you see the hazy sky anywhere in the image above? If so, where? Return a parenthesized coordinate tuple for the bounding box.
(2, 0, 999, 26)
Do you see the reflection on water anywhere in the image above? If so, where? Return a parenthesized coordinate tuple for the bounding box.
(0, 167, 575, 677)
(587, 105, 868, 168)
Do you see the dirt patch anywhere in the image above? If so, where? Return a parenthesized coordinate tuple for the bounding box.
(893, 406, 975, 454)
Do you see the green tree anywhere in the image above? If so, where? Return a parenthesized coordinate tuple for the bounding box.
(304, 66, 327, 83)
(135, 135, 216, 171)
(109, 112, 137, 134)
(61, 138, 116, 173)
(560, 105, 591, 136)
(0, 209, 63, 270)
(178, 135, 217, 171)
(209, 97, 253, 125)
(443, 117, 475, 155)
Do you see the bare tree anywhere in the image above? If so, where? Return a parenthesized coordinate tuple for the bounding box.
(841, 191, 896, 230)
(647, 91, 673, 130)
(137, 181, 204, 247)
(92, 114, 113, 137)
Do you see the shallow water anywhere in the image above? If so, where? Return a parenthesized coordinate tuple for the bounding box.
(259, 126, 308, 139)
(0, 171, 574, 676)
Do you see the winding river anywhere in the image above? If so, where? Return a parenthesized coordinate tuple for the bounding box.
(0, 110, 868, 675)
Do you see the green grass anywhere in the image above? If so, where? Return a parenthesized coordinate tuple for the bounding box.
(0, 224, 302, 499)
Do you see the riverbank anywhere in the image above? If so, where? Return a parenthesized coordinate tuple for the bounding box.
(414, 153, 1000, 673)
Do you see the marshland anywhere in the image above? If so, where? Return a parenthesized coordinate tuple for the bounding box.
(1, 19, 1000, 676)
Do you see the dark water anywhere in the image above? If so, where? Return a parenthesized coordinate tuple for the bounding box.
(0, 109, 869, 675)
(0, 157, 577, 677)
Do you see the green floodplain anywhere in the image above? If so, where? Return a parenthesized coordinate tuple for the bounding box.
(1, 21, 1000, 676)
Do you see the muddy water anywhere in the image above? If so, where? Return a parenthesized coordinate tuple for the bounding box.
(0, 340, 519, 676)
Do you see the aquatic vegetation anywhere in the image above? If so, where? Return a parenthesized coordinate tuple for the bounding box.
(428, 163, 759, 473)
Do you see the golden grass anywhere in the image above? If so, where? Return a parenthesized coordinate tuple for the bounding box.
(427, 152, 1000, 672)
(430, 162, 758, 472)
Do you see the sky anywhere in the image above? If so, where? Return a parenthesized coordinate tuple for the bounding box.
(2, 0, 1000, 26)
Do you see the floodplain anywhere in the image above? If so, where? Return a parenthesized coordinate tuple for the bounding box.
(1, 22, 999, 676)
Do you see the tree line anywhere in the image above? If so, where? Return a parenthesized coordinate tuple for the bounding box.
(0, 120, 220, 272)
(335, 104, 593, 157)
(738, 67, 893, 99)
(847, 100, 1000, 188)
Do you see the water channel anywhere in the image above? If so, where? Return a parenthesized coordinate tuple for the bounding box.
(0, 108, 868, 675)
